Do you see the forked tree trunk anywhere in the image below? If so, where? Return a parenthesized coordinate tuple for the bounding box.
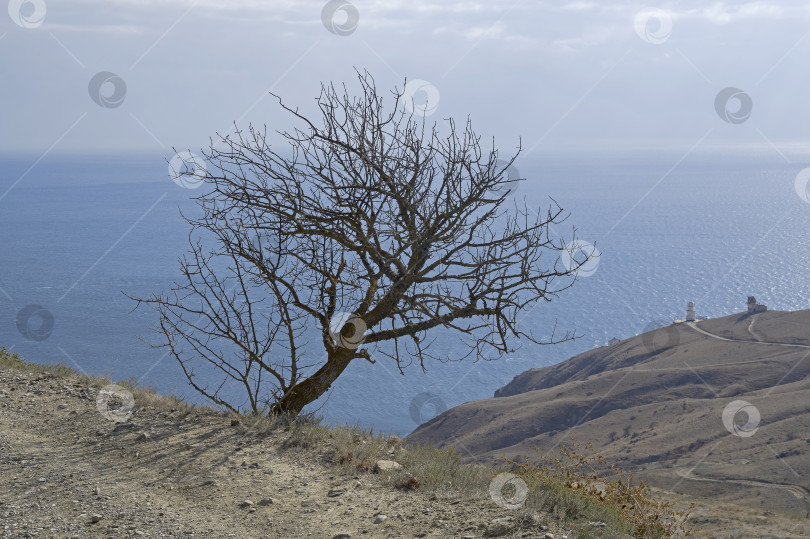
(136, 72, 584, 420)
(271, 347, 355, 416)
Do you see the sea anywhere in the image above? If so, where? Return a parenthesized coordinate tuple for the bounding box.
(3, 148, 810, 435)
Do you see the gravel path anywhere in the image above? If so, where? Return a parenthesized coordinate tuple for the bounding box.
(0, 368, 569, 538)
(686, 321, 810, 349)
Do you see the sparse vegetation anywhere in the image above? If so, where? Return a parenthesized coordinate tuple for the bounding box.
(1, 347, 691, 537)
(0, 346, 202, 417)
(510, 442, 694, 538)
(225, 395, 692, 537)
(0, 346, 84, 379)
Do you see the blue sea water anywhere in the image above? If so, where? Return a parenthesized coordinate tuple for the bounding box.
(2, 149, 810, 435)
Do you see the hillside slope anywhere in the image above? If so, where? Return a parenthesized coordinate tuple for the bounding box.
(0, 364, 577, 538)
(407, 310, 810, 531)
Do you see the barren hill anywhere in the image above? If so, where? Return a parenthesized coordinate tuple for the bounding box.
(407, 310, 810, 528)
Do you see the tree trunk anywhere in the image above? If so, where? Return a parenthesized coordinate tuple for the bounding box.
(271, 347, 355, 416)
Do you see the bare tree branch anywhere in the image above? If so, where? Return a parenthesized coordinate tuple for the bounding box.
(129, 70, 593, 416)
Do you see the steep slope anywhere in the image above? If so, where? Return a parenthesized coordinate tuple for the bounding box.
(407, 310, 810, 518)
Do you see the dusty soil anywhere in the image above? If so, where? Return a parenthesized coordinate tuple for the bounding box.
(0, 367, 572, 538)
(408, 310, 810, 537)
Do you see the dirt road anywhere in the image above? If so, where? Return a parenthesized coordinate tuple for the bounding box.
(0, 368, 567, 538)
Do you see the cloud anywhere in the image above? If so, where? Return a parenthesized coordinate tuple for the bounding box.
(43, 23, 144, 35)
(4, 0, 810, 152)
(551, 25, 623, 52)
(681, 2, 788, 24)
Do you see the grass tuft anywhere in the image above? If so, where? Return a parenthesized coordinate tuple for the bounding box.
(0, 347, 205, 417)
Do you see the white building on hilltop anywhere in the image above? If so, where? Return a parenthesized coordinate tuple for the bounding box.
(686, 301, 696, 322)
(674, 301, 708, 324)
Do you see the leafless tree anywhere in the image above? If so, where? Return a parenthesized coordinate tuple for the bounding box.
(131, 71, 593, 416)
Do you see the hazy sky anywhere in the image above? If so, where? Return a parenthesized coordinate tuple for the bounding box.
(3, 0, 810, 157)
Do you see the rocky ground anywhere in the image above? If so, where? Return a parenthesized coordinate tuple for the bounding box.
(408, 310, 810, 537)
(0, 367, 574, 538)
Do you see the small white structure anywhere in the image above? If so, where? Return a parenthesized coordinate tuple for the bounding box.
(686, 301, 696, 322)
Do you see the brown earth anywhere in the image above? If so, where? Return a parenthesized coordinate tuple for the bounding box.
(407, 310, 810, 538)
(0, 366, 574, 539)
